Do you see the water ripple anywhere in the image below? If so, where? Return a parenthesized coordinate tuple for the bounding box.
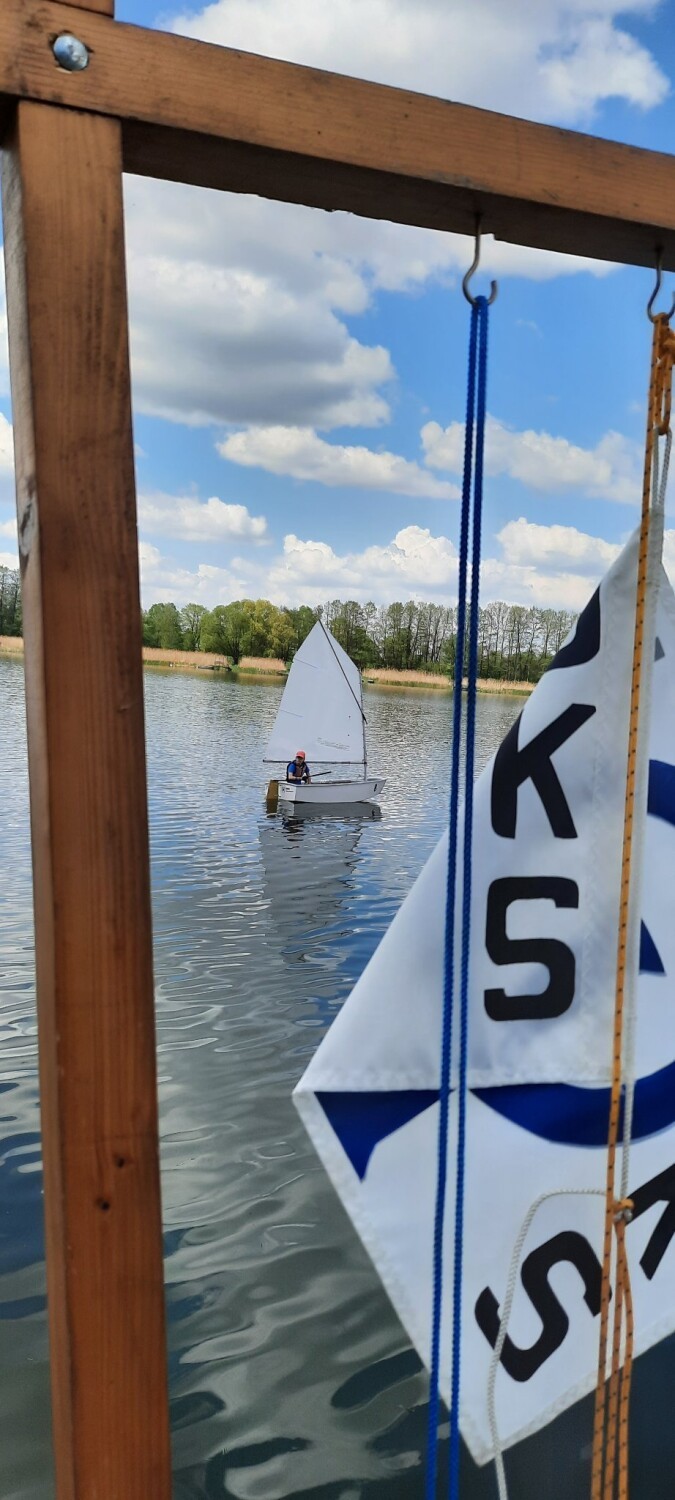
(5, 660, 668, 1498)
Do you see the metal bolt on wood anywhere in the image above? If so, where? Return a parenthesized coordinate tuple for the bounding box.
(52, 34, 89, 71)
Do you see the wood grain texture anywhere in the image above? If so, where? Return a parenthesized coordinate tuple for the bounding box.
(2, 100, 171, 1500)
(3, 0, 675, 264)
(70, 0, 114, 13)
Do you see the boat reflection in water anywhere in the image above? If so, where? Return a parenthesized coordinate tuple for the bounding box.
(280, 800, 382, 824)
(259, 800, 382, 1004)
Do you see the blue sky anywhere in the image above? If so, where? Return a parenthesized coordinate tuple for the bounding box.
(3, 0, 675, 611)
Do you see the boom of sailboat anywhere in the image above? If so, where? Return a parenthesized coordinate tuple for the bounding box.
(263, 620, 386, 806)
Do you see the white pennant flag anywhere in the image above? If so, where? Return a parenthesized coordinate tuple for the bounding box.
(294, 529, 675, 1462)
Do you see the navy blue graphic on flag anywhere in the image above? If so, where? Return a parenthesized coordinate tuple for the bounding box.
(318, 757, 675, 1177)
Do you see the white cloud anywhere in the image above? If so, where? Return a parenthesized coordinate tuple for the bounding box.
(0, 517, 16, 539)
(136, 516, 662, 614)
(137, 524, 461, 607)
(267, 524, 458, 601)
(124, 182, 393, 432)
(260, 520, 625, 610)
(483, 522, 675, 606)
(0, 550, 18, 570)
(539, 15, 665, 122)
(139, 539, 248, 607)
(496, 516, 621, 572)
(422, 415, 641, 504)
(477, 558, 602, 612)
(0, 413, 15, 508)
(171, 0, 667, 127)
(121, 153, 616, 442)
(0, 282, 8, 398)
(139, 491, 267, 542)
(0, 413, 12, 473)
(352, 230, 613, 291)
(219, 426, 459, 498)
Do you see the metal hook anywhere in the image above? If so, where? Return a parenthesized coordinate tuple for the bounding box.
(647, 247, 675, 323)
(462, 216, 498, 307)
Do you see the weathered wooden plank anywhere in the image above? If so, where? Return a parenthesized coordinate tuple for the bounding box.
(2, 99, 171, 1500)
(1, 0, 675, 266)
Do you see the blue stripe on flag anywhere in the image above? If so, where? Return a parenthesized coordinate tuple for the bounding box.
(318, 1055, 675, 1170)
(640, 921, 665, 974)
(475, 1059, 675, 1146)
(317, 1091, 439, 1180)
(648, 759, 675, 825)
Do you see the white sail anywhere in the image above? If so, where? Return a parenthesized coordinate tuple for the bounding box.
(294, 530, 675, 1462)
(264, 621, 366, 765)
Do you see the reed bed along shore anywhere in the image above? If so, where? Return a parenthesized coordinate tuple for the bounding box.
(0, 639, 284, 675)
(143, 646, 228, 669)
(477, 677, 534, 695)
(365, 667, 448, 687)
(0, 639, 233, 670)
(1, 637, 533, 693)
(143, 649, 287, 673)
(237, 656, 287, 674)
(366, 666, 533, 694)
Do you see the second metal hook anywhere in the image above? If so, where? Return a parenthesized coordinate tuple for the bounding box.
(647, 248, 675, 323)
(462, 217, 498, 307)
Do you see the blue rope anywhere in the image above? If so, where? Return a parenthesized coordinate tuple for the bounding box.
(425, 299, 478, 1500)
(425, 295, 489, 1500)
(449, 296, 489, 1496)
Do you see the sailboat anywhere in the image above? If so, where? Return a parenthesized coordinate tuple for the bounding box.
(264, 619, 386, 806)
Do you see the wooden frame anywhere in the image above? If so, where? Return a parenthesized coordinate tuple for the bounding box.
(4, 2, 675, 264)
(1, 1, 675, 1496)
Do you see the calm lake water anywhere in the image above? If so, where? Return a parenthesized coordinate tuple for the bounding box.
(2, 656, 674, 1499)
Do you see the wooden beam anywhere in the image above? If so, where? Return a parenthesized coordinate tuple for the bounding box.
(2, 99, 171, 1500)
(2, 2, 675, 266)
(71, 0, 115, 14)
(2, 5, 675, 265)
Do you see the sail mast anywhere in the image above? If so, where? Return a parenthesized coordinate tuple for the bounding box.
(318, 617, 368, 773)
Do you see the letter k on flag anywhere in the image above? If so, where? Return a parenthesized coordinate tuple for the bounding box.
(294, 529, 675, 1461)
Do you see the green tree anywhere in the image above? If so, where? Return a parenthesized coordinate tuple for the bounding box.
(243, 599, 295, 660)
(329, 599, 380, 668)
(267, 609, 296, 662)
(181, 603, 207, 651)
(201, 601, 249, 663)
(286, 605, 317, 651)
(0, 566, 22, 637)
(143, 602, 184, 649)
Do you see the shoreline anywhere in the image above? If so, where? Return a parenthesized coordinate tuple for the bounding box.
(0, 637, 534, 694)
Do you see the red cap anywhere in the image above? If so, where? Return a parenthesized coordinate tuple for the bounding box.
(296, 750, 306, 758)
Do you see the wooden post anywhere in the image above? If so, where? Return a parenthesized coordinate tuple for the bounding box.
(2, 99, 172, 1499)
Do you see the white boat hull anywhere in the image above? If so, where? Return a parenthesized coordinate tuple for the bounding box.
(278, 777, 385, 806)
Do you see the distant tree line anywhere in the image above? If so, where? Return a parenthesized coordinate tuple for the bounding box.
(0, 572, 577, 683)
(0, 566, 21, 637)
(142, 596, 578, 683)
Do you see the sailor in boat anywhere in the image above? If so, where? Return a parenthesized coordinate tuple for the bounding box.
(286, 750, 311, 785)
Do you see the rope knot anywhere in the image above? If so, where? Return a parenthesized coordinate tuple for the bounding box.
(614, 1198, 634, 1225)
